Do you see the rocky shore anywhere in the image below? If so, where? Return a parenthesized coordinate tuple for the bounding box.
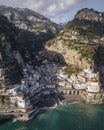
(0, 95, 83, 122)
(0, 114, 13, 124)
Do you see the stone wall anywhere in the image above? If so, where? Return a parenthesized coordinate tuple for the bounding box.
(81, 91, 104, 104)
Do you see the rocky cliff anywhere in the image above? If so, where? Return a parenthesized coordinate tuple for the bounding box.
(46, 8, 104, 73)
(74, 8, 104, 23)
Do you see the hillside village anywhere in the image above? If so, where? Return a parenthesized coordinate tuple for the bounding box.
(0, 49, 104, 120)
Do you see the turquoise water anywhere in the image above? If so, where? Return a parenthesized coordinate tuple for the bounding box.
(0, 103, 104, 130)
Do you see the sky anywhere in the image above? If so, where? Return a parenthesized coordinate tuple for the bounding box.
(0, 0, 104, 23)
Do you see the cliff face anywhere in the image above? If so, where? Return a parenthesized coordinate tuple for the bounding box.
(46, 8, 104, 70)
(46, 42, 90, 69)
(74, 8, 104, 23)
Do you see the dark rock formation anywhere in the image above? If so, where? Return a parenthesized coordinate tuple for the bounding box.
(0, 14, 23, 85)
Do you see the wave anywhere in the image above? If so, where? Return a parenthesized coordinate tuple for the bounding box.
(15, 127, 27, 130)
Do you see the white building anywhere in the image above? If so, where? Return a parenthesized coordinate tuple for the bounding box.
(7, 84, 20, 96)
(74, 83, 86, 90)
(77, 74, 87, 83)
(70, 74, 77, 82)
(23, 68, 28, 75)
(10, 94, 30, 108)
(87, 78, 100, 93)
(83, 68, 93, 74)
(46, 84, 55, 89)
(16, 96, 30, 108)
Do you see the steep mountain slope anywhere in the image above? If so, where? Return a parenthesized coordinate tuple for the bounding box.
(0, 14, 63, 88)
(0, 5, 60, 53)
(0, 6, 61, 87)
(0, 14, 23, 85)
(46, 8, 104, 71)
(0, 5, 59, 36)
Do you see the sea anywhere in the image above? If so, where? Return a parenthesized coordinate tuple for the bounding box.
(0, 102, 104, 130)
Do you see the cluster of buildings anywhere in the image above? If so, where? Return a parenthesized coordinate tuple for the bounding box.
(59, 67, 104, 104)
(6, 62, 58, 109)
(1, 59, 104, 110)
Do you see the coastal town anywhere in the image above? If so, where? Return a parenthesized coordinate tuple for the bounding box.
(0, 50, 104, 121)
(0, 57, 61, 121)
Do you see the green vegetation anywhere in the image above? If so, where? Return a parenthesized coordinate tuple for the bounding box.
(3, 59, 23, 85)
(62, 40, 97, 63)
(0, 95, 11, 107)
(64, 64, 81, 76)
(66, 19, 104, 37)
(45, 39, 55, 47)
(49, 18, 103, 63)
(71, 44, 97, 62)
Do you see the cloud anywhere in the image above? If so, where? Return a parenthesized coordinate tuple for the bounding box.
(0, 0, 84, 13)
(21, 0, 85, 23)
(21, 0, 84, 15)
(0, 0, 104, 23)
(0, 0, 85, 23)
(47, 0, 79, 14)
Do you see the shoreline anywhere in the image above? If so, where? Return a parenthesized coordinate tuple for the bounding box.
(39, 101, 80, 110)
(0, 101, 80, 122)
(0, 95, 83, 122)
